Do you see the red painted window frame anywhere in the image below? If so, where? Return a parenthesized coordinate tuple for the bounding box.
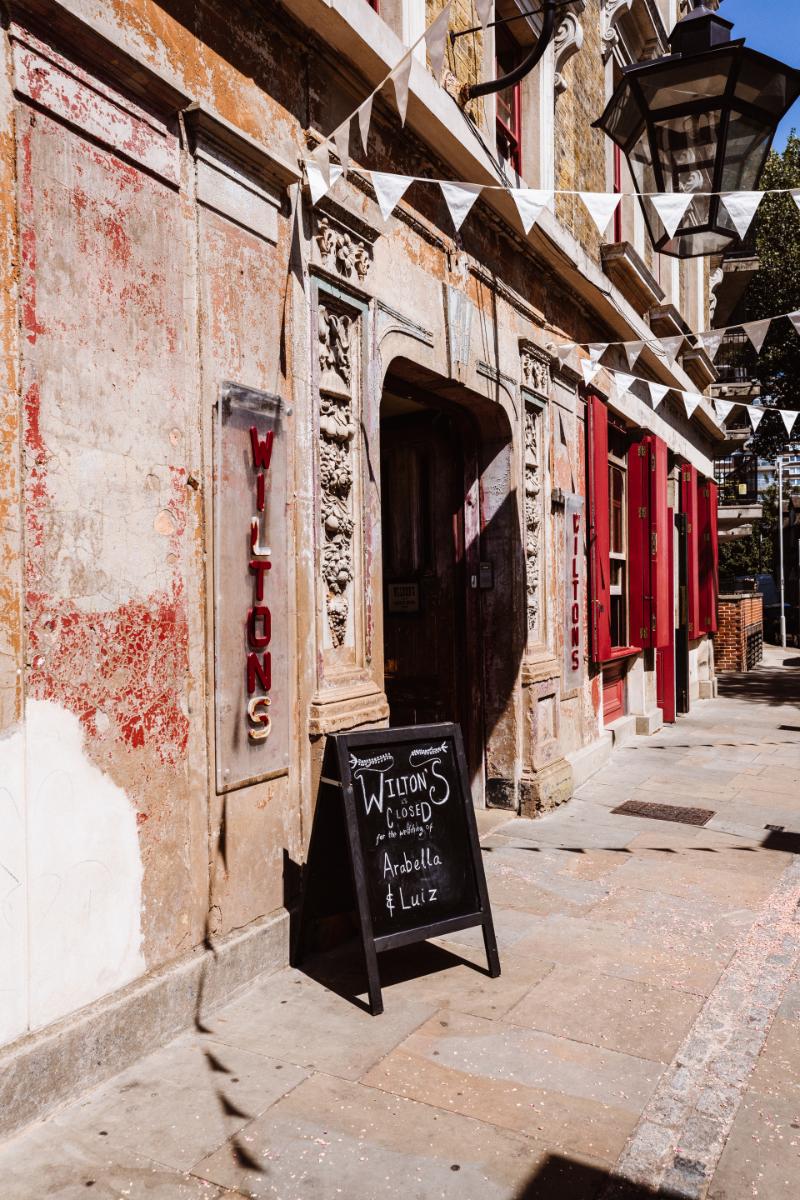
(681, 463, 700, 639)
(626, 434, 670, 650)
(495, 30, 523, 174)
(697, 477, 719, 634)
(587, 392, 612, 662)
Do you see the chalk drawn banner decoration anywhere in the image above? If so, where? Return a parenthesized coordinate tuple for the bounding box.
(214, 382, 289, 792)
(296, 722, 500, 1015)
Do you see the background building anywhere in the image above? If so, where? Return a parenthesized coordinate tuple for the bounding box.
(0, 0, 721, 1136)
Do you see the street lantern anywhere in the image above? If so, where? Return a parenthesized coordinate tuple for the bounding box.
(593, 2, 800, 258)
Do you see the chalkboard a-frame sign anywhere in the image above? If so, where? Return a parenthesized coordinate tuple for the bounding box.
(295, 723, 501, 1015)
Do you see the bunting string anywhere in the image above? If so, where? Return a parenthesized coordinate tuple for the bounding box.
(303, 6, 800, 441)
(580, 359, 800, 438)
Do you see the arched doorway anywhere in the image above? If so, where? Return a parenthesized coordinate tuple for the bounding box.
(378, 362, 524, 807)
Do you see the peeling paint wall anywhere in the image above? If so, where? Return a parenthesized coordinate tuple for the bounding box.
(0, 0, 717, 1056)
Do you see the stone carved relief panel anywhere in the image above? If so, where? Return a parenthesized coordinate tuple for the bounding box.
(521, 347, 552, 396)
(318, 302, 358, 648)
(521, 344, 551, 646)
(524, 402, 543, 641)
(315, 215, 371, 283)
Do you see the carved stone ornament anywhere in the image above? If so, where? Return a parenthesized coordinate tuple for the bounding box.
(319, 303, 357, 647)
(524, 403, 542, 638)
(521, 346, 552, 397)
(554, 2, 586, 95)
(315, 216, 371, 282)
(601, 0, 635, 62)
(318, 305, 352, 390)
(708, 265, 724, 322)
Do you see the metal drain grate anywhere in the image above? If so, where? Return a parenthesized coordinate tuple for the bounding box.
(612, 799, 715, 826)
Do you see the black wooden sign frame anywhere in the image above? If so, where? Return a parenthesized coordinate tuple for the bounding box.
(295, 722, 500, 1016)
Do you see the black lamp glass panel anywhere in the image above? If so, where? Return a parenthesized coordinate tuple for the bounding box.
(719, 114, 772, 192)
(653, 111, 721, 193)
(603, 93, 643, 147)
(734, 58, 794, 116)
(635, 55, 735, 112)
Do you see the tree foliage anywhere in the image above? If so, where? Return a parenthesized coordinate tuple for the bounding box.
(744, 134, 800, 459)
(718, 485, 778, 581)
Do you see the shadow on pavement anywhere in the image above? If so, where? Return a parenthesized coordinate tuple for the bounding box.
(514, 1154, 686, 1199)
(297, 937, 492, 1012)
(717, 661, 800, 706)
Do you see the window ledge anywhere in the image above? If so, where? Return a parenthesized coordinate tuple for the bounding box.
(602, 645, 640, 664)
(601, 242, 665, 316)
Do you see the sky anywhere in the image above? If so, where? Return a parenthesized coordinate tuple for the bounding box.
(719, 0, 800, 151)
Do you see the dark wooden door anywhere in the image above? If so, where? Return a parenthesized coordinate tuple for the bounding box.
(656, 507, 677, 723)
(675, 511, 690, 715)
(381, 412, 465, 729)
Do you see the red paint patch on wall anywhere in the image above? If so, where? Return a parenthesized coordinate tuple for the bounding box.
(27, 582, 190, 767)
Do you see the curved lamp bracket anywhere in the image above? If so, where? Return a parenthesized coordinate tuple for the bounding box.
(465, 0, 557, 101)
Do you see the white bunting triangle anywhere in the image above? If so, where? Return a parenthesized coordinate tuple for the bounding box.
(659, 334, 684, 365)
(699, 330, 725, 361)
(651, 193, 693, 240)
(714, 398, 735, 423)
(588, 343, 608, 365)
(683, 392, 701, 420)
(792, 189, 800, 217)
(475, 0, 492, 29)
(333, 121, 350, 178)
(721, 191, 763, 239)
(748, 405, 765, 431)
(623, 340, 644, 370)
(510, 188, 554, 234)
(613, 371, 636, 399)
(358, 94, 374, 154)
(391, 54, 413, 126)
(556, 343, 575, 363)
(425, 3, 451, 83)
(579, 192, 622, 237)
(440, 181, 482, 231)
(788, 311, 800, 338)
(306, 147, 342, 206)
(581, 359, 603, 386)
(371, 171, 415, 221)
(781, 408, 798, 436)
(742, 318, 771, 354)
(648, 382, 670, 409)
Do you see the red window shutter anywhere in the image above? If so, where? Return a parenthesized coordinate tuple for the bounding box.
(587, 392, 612, 661)
(681, 464, 700, 638)
(649, 436, 670, 648)
(628, 435, 669, 649)
(698, 478, 720, 633)
(627, 439, 651, 648)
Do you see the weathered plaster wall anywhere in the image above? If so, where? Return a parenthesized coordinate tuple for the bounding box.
(0, 700, 144, 1041)
(0, 0, 717, 1059)
(1, 49, 207, 1041)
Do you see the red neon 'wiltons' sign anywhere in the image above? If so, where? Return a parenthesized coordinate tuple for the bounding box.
(246, 426, 274, 740)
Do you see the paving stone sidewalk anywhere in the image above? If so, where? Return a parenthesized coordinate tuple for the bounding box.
(2, 648, 799, 1199)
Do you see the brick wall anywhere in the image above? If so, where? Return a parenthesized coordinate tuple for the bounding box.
(427, 0, 484, 124)
(715, 593, 764, 672)
(553, 4, 607, 258)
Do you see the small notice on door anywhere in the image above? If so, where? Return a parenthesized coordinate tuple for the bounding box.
(387, 582, 420, 613)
